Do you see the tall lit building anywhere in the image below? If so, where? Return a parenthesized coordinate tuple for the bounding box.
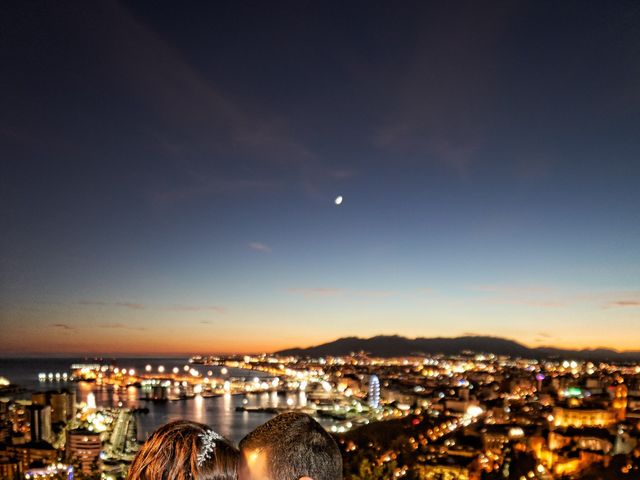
(32, 390, 76, 423)
(65, 389, 77, 421)
(66, 428, 101, 474)
(28, 404, 52, 444)
(368, 375, 380, 409)
(612, 384, 628, 421)
(49, 391, 68, 424)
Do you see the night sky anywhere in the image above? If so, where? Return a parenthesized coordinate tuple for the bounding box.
(1, 1, 639, 355)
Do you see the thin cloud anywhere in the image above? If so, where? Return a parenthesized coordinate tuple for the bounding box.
(370, 4, 519, 177)
(98, 323, 146, 331)
(10, 1, 325, 209)
(91, 3, 339, 206)
(117, 302, 145, 310)
(607, 300, 640, 308)
(534, 332, 555, 344)
(249, 242, 272, 253)
(51, 323, 75, 331)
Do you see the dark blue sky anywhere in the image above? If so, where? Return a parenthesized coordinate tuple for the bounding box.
(1, 1, 639, 354)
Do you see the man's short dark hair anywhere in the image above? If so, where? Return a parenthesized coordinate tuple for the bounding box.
(239, 412, 343, 480)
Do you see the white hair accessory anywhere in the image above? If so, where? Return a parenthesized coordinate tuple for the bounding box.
(197, 429, 225, 466)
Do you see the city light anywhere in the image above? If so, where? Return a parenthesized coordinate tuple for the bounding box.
(3, 351, 640, 479)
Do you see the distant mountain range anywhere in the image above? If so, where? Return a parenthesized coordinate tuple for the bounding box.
(276, 335, 640, 361)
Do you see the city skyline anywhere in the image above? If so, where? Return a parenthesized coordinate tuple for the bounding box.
(2, 1, 640, 355)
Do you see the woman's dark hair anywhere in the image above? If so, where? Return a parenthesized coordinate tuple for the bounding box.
(127, 420, 238, 480)
(239, 412, 342, 480)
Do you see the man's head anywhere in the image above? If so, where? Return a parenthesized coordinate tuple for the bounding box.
(239, 412, 342, 480)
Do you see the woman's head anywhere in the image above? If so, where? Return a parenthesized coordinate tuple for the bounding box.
(127, 420, 239, 480)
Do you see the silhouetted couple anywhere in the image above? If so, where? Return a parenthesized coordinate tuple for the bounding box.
(127, 412, 342, 480)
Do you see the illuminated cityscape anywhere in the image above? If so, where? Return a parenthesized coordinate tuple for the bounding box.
(2, 1, 640, 479)
(1, 348, 640, 479)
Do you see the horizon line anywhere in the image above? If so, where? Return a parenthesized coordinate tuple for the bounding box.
(2, 333, 639, 357)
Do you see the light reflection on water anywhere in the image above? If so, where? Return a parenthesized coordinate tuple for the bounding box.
(0, 358, 335, 445)
(74, 380, 323, 444)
